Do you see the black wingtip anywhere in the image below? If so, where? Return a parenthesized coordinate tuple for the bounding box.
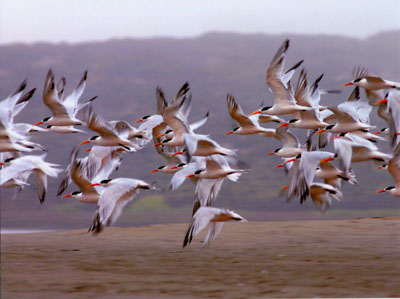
(205, 110, 210, 117)
(316, 73, 324, 84)
(83, 70, 88, 81)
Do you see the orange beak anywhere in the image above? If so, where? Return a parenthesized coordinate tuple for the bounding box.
(277, 122, 289, 128)
(88, 183, 100, 187)
(85, 148, 92, 152)
(78, 140, 90, 146)
(34, 121, 44, 126)
(342, 82, 353, 87)
(274, 164, 283, 168)
(280, 186, 289, 190)
(284, 158, 296, 164)
(135, 119, 143, 123)
(249, 110, 261, 116)
(376, 189, 386, 194)
(330, 136, 340, 141)
(225, 131, 233, 135)
(186, 174, 195, 178)
(320, 157, 335, 163)
(150, 169, 159, 173)
(267, 152, 275, 156)
(374, 99, 388, 105)
(169, 166, 178, 170)
(316, 129, 326, 134)
(153, 142, 162, 147)
(61, 194, 72, 198)
(156, 133, 166, 138)
(170, 151, 183, 157)
(373, 131, 382, 135)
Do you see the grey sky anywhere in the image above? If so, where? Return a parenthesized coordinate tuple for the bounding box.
(1, 0, 399, 44)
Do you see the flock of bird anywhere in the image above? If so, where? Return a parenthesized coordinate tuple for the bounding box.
(1, 39, 399, 248)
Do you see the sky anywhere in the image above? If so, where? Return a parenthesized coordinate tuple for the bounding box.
(1, 0, 399, 44)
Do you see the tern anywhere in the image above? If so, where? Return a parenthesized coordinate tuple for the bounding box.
(376, 143, 400, 197)
(183, 207, 247, 248)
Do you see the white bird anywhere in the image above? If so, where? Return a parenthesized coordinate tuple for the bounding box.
(267, 125, 305, 158)
(343, 67, 400, 90)
(87, 178, 156, 233)
(183, 206, 247, 248)
(0, 154, 61, 203)
(249, 39, 311, 116)
(224, 94, 280, 136)
(35, 69, 95, 127)
(376, 143, 400, 197)
(79, 106, 140, 151)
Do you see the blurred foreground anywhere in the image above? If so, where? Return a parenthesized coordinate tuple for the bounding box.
(2, 218, 399, 297)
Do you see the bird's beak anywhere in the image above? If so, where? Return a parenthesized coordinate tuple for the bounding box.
(284, 158, 296, 164)
(153, 142, 162, 147)
(374, 99, 388, 105)
(34, 121, 44, 126)
(78, 140, 90, 146)
(330, 136, 340, 140)
(186, 174, 195, 178)
(88, 183, 100, 187)
(156, 133, 165, 138)
(249, 110, 262, 116)
(170, 151, 183, 157)
(320, 157, 335, 163)
(61, 194, 72, 198)
(277, 122, 289, 128)
(316, 129, 326, 134)
(280, 186, 289, 190)
(376, 189, 386, 194)
(0, 162, 4, 166)
(342, 82, 353, 87)
(396, 132, 400, 136)
(266, 152, 274, 156)
(274, 164, 283, 168)
(373, 130, 382, 135)
(225, 131, 233, 135)
(169, 166, 178, 170)
(376, 166, 384, 169)
(149, 169, 159, 173)
(85, 148, 92, 152)
(135, 119, 143, 123)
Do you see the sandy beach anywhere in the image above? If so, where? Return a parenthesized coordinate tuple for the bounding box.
(2, 218, 400, 298)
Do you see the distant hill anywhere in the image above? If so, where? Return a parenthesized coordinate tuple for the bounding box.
(1, 31, 399, 229)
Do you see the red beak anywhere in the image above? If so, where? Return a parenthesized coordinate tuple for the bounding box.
(0, 162, 4, 166)
(153, 142, 162, 147)
(79, 140, 90, 146)
(169, 166, 178, 170)
(274, 164, 283, 168)
(170, 151, 183, 157)
(342, 82, 353, 87)
(88, 183, 100, 187)
(330, 136, 340, 141)
(85, 148, 92, 152)
(376, 189, 386, 194)
(320, 157, 335, 163)
(62, 194, 72, 198)
(156, 133, 165, 138)
(267, 152, 274, 156)
(149, 169, 159, 173)
(249, 110, 261, 116)
(186, 174, 195, 178)
(374, 99, 388, 105)
(225, 131, 233, 135)
(277, 122, 289, 128)
(284, 158, 296, 164)
(34, 121, 44, 126)
(135, 119, 143, 123)
(280, 186, 289, 190)
(316, 129, 326, 134)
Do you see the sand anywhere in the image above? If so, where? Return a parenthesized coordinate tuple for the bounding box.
(1, 218, 400, 298)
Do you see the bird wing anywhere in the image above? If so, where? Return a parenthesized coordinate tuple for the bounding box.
(226, 94, 254, 128)
(276, 125, 300, 149)
(203, 222, 225, 247)
(42, 69, 69, 117)
(82, 106, 119, 138)
(168, 159, 204, 191)
(62, 71, 87, 116)
(388, 143, 400, 187)
(190, 111, 210, 132)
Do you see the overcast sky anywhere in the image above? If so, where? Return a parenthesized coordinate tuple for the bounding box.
(1, 0, 399, 44)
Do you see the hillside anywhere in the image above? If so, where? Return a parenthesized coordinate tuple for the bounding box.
(1, 31, 399, 229)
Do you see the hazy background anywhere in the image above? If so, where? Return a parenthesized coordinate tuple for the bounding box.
(1, 1, 399, 229)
